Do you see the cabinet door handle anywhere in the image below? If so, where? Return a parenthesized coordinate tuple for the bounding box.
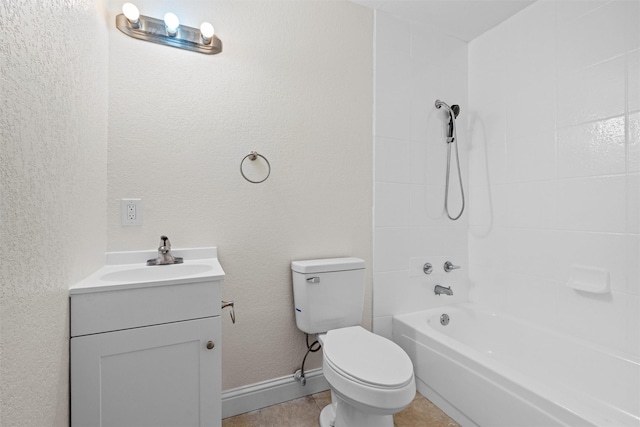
(206, 340, 215, 350)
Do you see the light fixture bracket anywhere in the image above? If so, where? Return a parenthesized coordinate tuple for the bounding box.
(116, 14, 222, 55)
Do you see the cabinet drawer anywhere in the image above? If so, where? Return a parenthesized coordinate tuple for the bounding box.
(71, 280, 221, 337)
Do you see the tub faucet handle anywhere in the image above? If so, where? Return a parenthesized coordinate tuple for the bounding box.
(444, 261, 460, 273)
(423, 263, 433, 275)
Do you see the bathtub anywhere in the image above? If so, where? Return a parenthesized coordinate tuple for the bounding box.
(392, 303, 640, 427)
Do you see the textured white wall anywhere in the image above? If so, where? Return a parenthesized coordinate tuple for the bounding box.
(105, 0, 373, 390)
(373, 10, 469, 338)
(468, 0, 639, 355)
(0, 1, 108, 425)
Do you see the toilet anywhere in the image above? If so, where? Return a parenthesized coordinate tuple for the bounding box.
(291, 257, 415, 427)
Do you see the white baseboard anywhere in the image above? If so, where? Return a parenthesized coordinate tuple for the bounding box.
(221, 368, 330, 419)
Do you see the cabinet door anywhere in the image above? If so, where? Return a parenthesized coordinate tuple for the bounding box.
(71, 317, 221, 427)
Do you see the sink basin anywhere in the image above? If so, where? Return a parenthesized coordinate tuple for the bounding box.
(100, 264, 213, 283)
(70, 247, 225, 294)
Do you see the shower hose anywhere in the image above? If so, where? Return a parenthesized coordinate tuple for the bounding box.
(444, 107, 465, 221)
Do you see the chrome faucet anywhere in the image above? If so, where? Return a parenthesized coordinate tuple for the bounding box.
(157, 235, 174, 263)
(434, 284, 453, 296)
(146, 235, 183, 265)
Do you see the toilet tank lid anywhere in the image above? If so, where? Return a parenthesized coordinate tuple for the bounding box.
(291, 257, 365, 274)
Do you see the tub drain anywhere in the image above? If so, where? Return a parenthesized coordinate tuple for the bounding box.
(440, 313, 450, 326)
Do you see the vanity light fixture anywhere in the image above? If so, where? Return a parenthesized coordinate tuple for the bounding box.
(115, 3, 222, 55)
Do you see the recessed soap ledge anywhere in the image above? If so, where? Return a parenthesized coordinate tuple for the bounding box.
(70, 247, 224, 294)
(566, 264, 610, 294)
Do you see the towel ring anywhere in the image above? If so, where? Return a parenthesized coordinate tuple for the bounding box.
(240, 151, 271, 184)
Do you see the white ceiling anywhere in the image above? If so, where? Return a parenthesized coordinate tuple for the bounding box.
(351, 0, 536, 41)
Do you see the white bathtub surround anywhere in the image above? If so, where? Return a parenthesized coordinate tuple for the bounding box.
(393, 303, 640, 426)
(373, 10, 469, 338)
(468, 0, 639, 357)
(373, 0, 638, 354)
(372, 1, 639, 425)
(0, 1, 108, 425)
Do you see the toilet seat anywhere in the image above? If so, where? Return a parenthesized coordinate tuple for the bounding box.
(323, 326, 414, 389)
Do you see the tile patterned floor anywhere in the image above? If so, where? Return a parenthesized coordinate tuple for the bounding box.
(222, 391, 460, 427)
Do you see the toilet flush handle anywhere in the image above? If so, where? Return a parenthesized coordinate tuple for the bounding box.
(307, 277, 320, 283)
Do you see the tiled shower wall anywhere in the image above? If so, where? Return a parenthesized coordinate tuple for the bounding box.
(468, 0, 639, 356)
(374, 0, 638, 357)
(373, 11, 469, 338)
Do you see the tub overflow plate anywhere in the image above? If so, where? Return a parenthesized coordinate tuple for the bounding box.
(440, 313, 450, 326)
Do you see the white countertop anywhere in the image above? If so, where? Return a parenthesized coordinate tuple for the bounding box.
(70, 247, 225, 295)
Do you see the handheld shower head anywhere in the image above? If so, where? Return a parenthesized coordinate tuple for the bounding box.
(435, 99, 461, 143)
(451, 104, 460, 119)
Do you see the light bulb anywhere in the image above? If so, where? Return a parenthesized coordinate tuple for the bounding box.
(122, 3, 140, 26)
(164, 12, 179, 36)
(200, 22, 214, 44)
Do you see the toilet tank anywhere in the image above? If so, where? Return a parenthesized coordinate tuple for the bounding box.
(291, 257, 365, 334)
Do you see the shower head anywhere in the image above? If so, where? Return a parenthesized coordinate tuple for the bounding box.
(435, 99, 460, 119)
(435, 99, 460, 143)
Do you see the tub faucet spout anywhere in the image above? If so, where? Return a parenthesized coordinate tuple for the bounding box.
(434, 284, 453, 296)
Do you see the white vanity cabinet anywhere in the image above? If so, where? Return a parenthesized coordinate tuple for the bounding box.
(70, 248, 225, 427)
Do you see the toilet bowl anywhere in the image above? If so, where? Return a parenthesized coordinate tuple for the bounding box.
(318, 326, 415, 427)
(291, 258, 416, 427)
